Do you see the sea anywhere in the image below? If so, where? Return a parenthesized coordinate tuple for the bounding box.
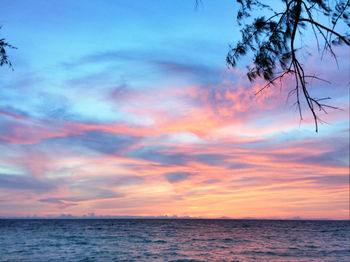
(0, 219, 349, 261)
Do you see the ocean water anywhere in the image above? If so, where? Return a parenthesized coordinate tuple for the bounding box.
(0, 219, 349, 261)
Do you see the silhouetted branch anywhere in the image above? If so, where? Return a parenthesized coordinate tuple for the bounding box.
(0, 27, 16, 70)
(227, 0, 349, 132)
(301, 19, 350, 45)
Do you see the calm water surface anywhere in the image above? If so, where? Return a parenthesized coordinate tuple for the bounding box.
(0, 219, 349, 261)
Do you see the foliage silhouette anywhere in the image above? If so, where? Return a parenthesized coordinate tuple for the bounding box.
(0, 28, 16, 69)
(225, 0, 350, 132)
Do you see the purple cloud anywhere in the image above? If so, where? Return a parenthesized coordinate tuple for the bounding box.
(0, 173, 56, 193)
(165, 172, 194, 183)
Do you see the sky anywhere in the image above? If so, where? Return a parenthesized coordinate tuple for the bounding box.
(0, 0, 349, 219)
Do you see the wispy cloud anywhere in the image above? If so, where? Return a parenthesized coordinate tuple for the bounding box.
(0, 173, 56, 193)
(165, 172, 194, 183)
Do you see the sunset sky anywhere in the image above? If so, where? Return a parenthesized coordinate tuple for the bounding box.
(0, 0, 349, 219)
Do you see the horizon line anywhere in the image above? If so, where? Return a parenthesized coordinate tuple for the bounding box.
(1, 215, 347, 221)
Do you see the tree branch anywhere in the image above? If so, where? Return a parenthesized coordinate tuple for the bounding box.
(299, 18, 350, 45)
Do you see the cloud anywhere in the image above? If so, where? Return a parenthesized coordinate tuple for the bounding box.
(148, 59, 220, 84)
(164, 172, 194, 183)
(40, 130, 140, 155)
(0, 113, 70, 145)
(0, 106, 30, 120)
(62, 49, 220, 86)
(228, 162, 260, 170)
(107, 83, 133, 101)
(74, 131, 138, 154)
(195, 153, 226, 166)
(127, 145, 189, 166)
(61, 51, 129, 68)
(38, 198, 78, 209)
(38, 189, 124, 209)
(263, 142, 349, 168)
(39, 191, 123, 203)
(193, 153, 258, 169)
(300, 149, 349, 168)
(78, 175, 145, 187)
(0, 173, 56, 193)
(301, 174, 349, 186)
(202, 179, 221, 184)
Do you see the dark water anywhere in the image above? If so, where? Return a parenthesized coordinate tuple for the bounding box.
(0, 219, 349, 262)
